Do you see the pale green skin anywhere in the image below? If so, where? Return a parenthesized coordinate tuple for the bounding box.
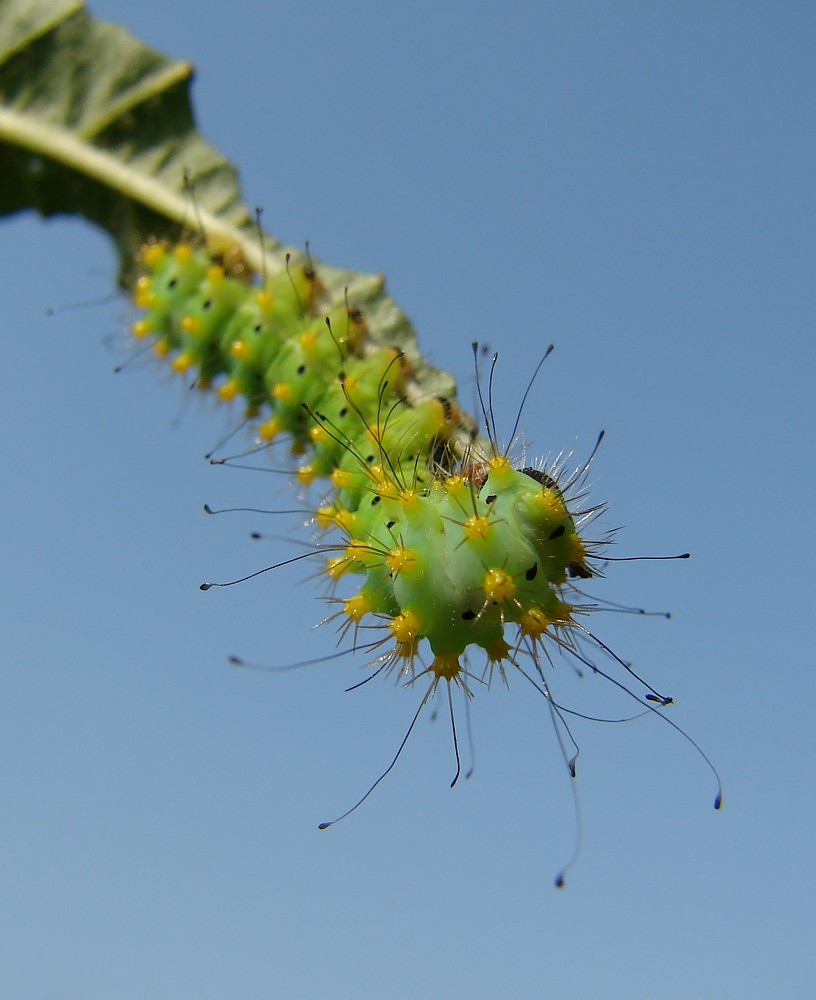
(136, 244, 589, 673)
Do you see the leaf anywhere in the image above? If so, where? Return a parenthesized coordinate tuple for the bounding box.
(0, 0, 256, 279)
(0, 0, 455, 400)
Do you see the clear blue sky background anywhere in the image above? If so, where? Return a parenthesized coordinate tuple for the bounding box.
(2, 2, 814, 997)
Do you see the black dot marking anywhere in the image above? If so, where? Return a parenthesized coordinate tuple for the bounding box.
(567, 562, 593, 580)
(462, 610, 476, 621)
(371, 495, 381, 506)
(297, 364, 307, 376)
(525, 563, 538, 581)
(203, 298, 213, 310)
(339, 408, 348, 418)
(486, 494, 497, 504)
(549, 525, 565, 540)
(167, 277, 178, 289)
(385, 520, 395, 529)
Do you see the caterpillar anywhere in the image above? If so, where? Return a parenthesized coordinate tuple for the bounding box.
(0, 0, 720, 885)
(132, 236, 722, 877)
(134, 240, 591, 653)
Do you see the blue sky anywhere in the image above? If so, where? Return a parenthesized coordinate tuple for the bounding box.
(2, 1, 814, 997)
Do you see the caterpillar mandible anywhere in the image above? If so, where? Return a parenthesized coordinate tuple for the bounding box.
(132, 236, 722, 875)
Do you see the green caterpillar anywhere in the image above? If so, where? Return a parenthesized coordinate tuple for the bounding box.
(135, 240, 591, 683)
(132, 236, 722, 864)
(0, 0, 721, 890)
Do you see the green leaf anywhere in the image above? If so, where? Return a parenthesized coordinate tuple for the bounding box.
(0, 0, 457, 403)
(0, 0, 259, 280)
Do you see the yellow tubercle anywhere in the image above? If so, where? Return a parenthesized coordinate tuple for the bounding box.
(141, 243, 166, 268)
(531, 600, 572, 634)
(171, 352, 194, 374)
(314, 505, 338, 530)
(526, 487, 567, 521)
(153, 339, 171, 358)
(256, 290, 274, 310)
(217, 379, 239, 402)
(309, 424, 330, 447)
(564, 534, 588, 566)
(344, 592, 372, 622)
(366, 465, 395, 492)
(393, 639, 420, 664)
(519, 606, 552, 640)
(483, 568, 516, 604)
(483, 455, 516, 490)
(464, 514, 492, 542)
(374, 478, 401, 501)
(180, 314, 202, 335)
(344, 539, 374, 567)
(325, 556, 351, 581)
(386, 546, 417, 575)
(331, 467, 355, 490)
(258, 417, 282, 441)
(296, 464, 319, 486)
(230, 339, 252, 362)
(443, 474, 468, 499)
(132, 319, 153, 339)
(134, 280, 156, 310)
(206, 264, 225, 284)
(431, 653, 462, 681)
(398, 489, 419, 510)
(298, 329, 318, 352)
(173, 243, 193, 262)
(390, 610, 422, 644)
(485, 638, 512, 664)
(272, 383, 293, 403)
